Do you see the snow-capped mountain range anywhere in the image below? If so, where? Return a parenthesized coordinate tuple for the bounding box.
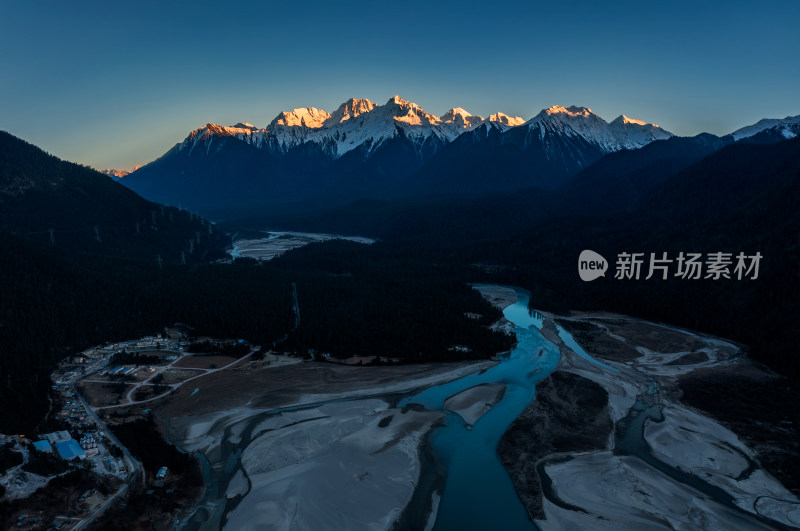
(731, 114, 800, 141)
(177, 96, 669, 160)
(523, 105, 672, 151)
(118, 96, 798, 214)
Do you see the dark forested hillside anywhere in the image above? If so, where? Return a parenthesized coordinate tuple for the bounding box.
(404, 122, 608, 196)
(0, 131, 230, 262)
(272, 239, 513, 360)
(0, 232, 295, 432)
(219, 134, 735, 244)
(425, 137, 800, 377)
(558, 133, 731, 215)
(233, 136, 800, 379)
(122, 135, 286, 212)
(0, 232, 515, 432)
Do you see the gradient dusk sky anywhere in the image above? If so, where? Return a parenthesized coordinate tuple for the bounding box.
(1, 0, 798, 170)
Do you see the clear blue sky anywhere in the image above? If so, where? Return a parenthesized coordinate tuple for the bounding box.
(1, 0, 798, 169)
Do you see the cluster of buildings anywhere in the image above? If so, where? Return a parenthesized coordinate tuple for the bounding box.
(105, 366, 137, 376)
(130, 330, 184, 350)
(2, 330, 200, 527)
(53, 331, 186, 386)
(54, 393, 87, 424)
(79, 434, 99, 457)
(32, 431, 86, 461)
(132, 338, 164, 349)
(53, 347, 110, 385)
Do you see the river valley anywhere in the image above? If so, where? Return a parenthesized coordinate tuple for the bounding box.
(155, 284, 799, 530)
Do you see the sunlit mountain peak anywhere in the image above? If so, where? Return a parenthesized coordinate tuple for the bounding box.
(269, 107, 331, 129)
(488, 112, 525, 127)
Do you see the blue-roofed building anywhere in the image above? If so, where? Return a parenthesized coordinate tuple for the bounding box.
(33, 440, 52, 452)
(55, 439, 85, 461)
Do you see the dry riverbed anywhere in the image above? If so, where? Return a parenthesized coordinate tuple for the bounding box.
(157, 360, 496, 530)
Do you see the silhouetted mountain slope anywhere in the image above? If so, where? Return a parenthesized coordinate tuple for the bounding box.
(0, 131, 229, 262)
(405, 121, 608, 196)
(559, 133, 731, 215)
(634, 136, 800, 241)
(225, 133, 734, 239)
(118, 105, 798, 219)
(122, 135, 287, 211)
(124, 124, 450, 213)
(478, 137, 800, 377)
(330, 127, 448, 199)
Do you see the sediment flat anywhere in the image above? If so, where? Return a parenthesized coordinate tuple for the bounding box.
(157, 358, 495, 530)
(224, 399, 442, 531)
(498, 314, 800, 529)
(443, 383, 506, 426)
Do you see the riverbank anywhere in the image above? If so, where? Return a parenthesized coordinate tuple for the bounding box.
(472, 284, 519, 310)
(157, 358, 494, 419)
(497, 371, 612, 519)
(498, 312, 800, 529)
(132, 285, 800, 530)
(678, 363, 800, 501)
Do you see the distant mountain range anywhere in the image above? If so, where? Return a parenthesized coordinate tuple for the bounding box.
(116, 95, 799, 216)
(117, 96, 707, 215)
(101, 165, 141, 179)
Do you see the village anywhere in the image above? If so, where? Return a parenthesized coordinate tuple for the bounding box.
(0, 328, 259, 530)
